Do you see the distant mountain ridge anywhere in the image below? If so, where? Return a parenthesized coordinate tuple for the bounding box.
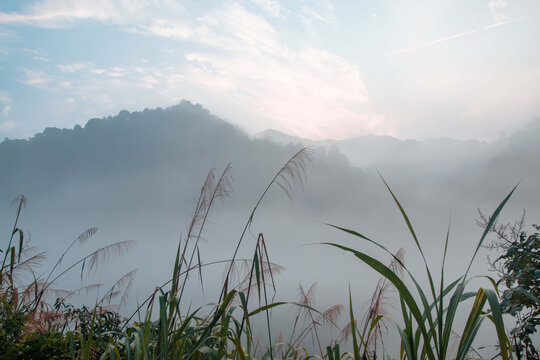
(0, 100, 376, 222)
(2, 102, 537, 204)
(1, 100, 539, 331)
(258, 117, 539, 208)
(255, 128, 504, 168)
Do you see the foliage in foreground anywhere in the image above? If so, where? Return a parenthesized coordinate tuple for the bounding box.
(0, 147, 531, 359)
(477, 212, 539, 360)
(326, 176, 517, 360)
(1, 148, 341, 359)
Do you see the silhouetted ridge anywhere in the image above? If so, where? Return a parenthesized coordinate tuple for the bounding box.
(0, 100, 371, 221)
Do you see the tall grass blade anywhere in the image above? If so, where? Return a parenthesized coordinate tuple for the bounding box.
(464, 184, 517, 280)
(348, 287, 362, 360)
(456, 288, 486, 360)
(485, 289, 512, 360)
(158, 294, 168, 360)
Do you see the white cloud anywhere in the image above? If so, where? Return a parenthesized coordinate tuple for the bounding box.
(90, 68, 107, 75)
(141, 75, 158, 89)
(301, 6, 331, 24)
(489, 0, 508, 22)
(33, 56, 50, 61)
(19, 47, 50, 61)
(135, 18, 192, 40)
(0, 120, 16, 131)
(0, 0, 183, 28)
(20, 68, 53, 86)
(176, 4, 379, 139)
(0, 91, 11, 104)
(195, 4, 287, 56)
(58, 62, 93, 73)
(249, 0, 287, 19)
(3, 105, 11, 117)
(300, 0, 335, 29)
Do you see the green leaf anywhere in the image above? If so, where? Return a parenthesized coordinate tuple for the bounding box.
(515, 286, 540, 306)
(248, 301, 287, 317)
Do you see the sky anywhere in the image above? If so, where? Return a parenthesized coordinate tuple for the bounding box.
(0, 0, 539, 141)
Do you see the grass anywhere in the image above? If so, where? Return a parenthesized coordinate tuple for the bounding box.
(0, 147, 520, 359)
(325, 174, 516, 360)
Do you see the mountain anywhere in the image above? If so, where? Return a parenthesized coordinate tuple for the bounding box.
(0, 101, 382, 313)
(254, 129, 309, 145)
(256, 128, 508, 199)
(1, 101, 538, 333)
(0, 101, 371, 218)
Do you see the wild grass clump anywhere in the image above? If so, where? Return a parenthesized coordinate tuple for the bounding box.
(0, 194, 136, 359)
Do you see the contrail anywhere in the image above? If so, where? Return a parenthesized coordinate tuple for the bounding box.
(380, 16, 526, 58)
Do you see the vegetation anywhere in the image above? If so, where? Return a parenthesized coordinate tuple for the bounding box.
(477, 212, 539, 360)
(326, 177, 517, 360)
(0, 147, 532, 359)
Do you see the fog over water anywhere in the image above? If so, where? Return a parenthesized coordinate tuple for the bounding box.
(1, 101, 539, 353)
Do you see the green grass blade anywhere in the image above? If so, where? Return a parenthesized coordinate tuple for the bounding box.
(379, 174, 441, 344)
(326, 225, 406, 271)
(484, 289, 512, 360)
(16, 229, 23, 262)
(188, 289, 238, 358)
(399, 297, 416, 359)
(440, 282, 465, 360)
(348, 286, 362, 360)
(456, 288, 487, 360)
(158, 294, 168, 360)
(396, 323, 415, 360)
(464, 184, 517, 280)
(326, 346, 335, 360)
(378, 173, 424, 259)
(367, 314, 384, 338)
(438, 221, 451, 356)
(248, 301, 288, 317)
(326, 242, 436, 360)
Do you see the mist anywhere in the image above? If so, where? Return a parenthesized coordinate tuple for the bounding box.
(1, 101, 539, 355)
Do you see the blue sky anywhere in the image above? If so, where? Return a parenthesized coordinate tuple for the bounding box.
(0, 0, 539, 140)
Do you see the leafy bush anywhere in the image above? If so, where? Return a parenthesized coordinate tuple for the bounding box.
(478, 211, 540, 360)
(498, 225, 539, 360)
